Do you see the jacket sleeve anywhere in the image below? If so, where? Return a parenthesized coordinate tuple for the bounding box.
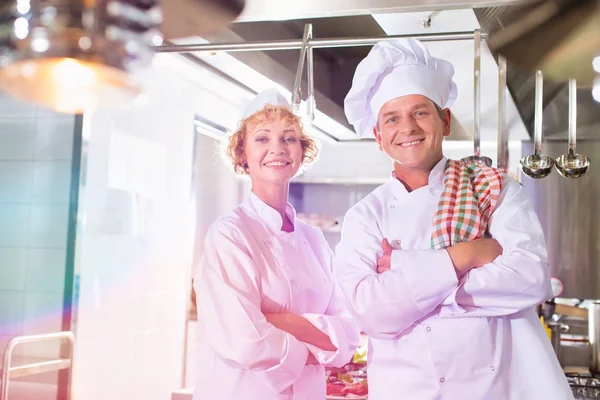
(194, 221, 309, 395)
(335, 205, 458, 339)
(439, 178, 553, 318)
(302, 246, 361, 367)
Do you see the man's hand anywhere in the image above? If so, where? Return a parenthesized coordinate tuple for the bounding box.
(376, 238, 394, 273)
(447, 238, 503, 279)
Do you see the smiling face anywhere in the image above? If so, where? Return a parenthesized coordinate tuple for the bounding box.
(244, 118, 304, 186)
(374, 94, 451, 172)
(226, 105, 319, 187)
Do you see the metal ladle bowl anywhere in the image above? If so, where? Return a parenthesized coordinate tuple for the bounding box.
(461, 30, 492, 170)
(554, 79, 590, 179)
(555, 153, 590, 179)
(461, 155, 492, 167)
(520, 71, 554, 179)
(520, 154, 555, 179)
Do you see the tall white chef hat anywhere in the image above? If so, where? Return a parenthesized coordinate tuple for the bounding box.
(344, 38, 458, 138)
(241, 88, 291, 120)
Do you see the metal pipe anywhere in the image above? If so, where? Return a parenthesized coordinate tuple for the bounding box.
(474, 29, 482, 158)
(497, 55, 508, 169)
(422, 10, 442, 28)
(154, 31, 486, 53)
(533, 70, 544, 156)
(292, 24, 312, 112)
(589, 301, 600, 374)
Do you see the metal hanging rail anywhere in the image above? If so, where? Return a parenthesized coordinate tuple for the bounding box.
(154, 31, 487, 53)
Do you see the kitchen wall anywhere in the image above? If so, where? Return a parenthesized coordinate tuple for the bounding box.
(69, 52, 249, 400)
(0, 91, 77, 399)
(300, 139, 524, 182)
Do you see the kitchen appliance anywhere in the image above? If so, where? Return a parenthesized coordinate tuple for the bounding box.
(567, 372, 600, 399)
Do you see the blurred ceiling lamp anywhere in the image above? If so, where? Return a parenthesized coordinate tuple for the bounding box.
(0, 0, 246, 114)
(486, 0, 600, 87)
(0, 0, 165, 114)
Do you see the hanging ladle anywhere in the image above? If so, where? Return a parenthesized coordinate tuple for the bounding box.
(554, 79, 590, 179)
(520, 70, 555, 179)
(462, 29, 492, 167)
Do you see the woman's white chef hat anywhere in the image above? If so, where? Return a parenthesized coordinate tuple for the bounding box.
(241, 88, 291, 120)
(344, 38, 458, 138)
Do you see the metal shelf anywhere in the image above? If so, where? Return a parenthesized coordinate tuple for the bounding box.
(1, 331, 75, 400)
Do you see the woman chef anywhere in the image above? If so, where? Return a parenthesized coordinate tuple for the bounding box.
(192, 89, 360, 400)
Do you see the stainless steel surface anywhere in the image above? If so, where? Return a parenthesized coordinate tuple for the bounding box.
(475, 7, 600, 144)
(548, 321, 570, 366)
(521, 140, 599, 299)
(1, 331, 75, 400)
(154, 31, 487, 53)
(520, 70, 555, 179)
(474, 29, 482, 157)
(555, 80, 591, 179)
(422, 11, 442, 28)
(590, 302, 600, 374)
(497, 55, 509, 169)
(161, 0, 245, 39)
(306, 30, 316, 123)
(292, 24, 312, 112)
(567, 372, 600, 400)
(234, 0, 524, 22)
(462, 29, 492, 168)
(484, 0, 600, 87)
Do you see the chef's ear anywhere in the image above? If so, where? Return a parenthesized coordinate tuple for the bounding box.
(373, 126, 384, 151)
(441, 108, 452, 138)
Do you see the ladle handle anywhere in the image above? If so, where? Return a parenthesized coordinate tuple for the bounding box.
(306, 25, 315, 123)
(473, 29, 481, 157)
(568, 79, 577, 157)
(497, 55, 508, 169)
(292, 24, 312, 112)
(533, 70, 544, 156)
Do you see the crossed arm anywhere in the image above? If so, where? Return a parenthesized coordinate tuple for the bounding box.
(334, 179, 552, 339)
(196, 223, 359, 393)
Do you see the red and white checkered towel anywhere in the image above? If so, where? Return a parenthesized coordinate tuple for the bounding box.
(430, 159, 504, 249)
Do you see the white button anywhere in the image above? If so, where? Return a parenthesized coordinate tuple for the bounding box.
(439, 377, 445, 383)
(426, 327, 432, 332)
(490, 366, 495, 371)
(390, 205, 395, 208)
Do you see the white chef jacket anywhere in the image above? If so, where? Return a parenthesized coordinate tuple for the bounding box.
(193, 192, 360, 400)
(335, 157, 573, 400)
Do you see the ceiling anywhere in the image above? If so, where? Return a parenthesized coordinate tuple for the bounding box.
(160, 0, 600, 143)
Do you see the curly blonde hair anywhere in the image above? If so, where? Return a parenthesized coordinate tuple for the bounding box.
(226, 105, 319, 175)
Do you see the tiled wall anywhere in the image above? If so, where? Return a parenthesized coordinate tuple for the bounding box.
(0, 91, 76, 398)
